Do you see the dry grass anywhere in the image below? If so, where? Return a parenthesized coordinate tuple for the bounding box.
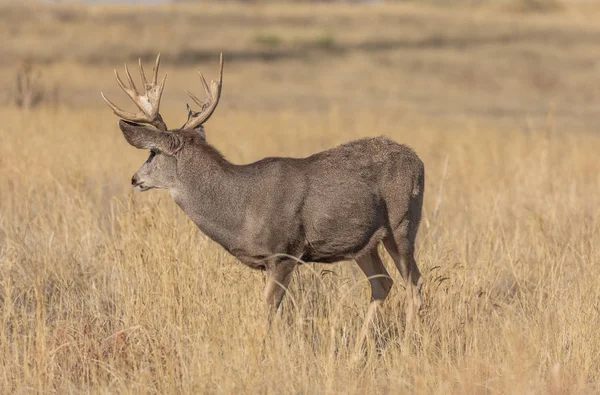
(2, 106, 599, 393)
(1, 1, 600, 394)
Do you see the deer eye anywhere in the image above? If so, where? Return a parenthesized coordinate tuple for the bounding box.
(147, 150, 157, 162)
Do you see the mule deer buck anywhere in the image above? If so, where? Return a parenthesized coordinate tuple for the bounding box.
(101, 54, 425, 334)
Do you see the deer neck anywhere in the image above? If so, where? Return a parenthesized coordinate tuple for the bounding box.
(169, 142, 250, 253)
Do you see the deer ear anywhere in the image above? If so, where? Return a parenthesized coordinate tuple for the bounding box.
(118, 120, 182, 155)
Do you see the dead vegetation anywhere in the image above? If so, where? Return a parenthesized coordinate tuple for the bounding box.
(1, 107, 599, 393)
(13, 61, 44, 109)
(12, 61, 59, 109)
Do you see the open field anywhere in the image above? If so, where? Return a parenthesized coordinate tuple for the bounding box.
(1, 1, 600, 394)
(3, 1, 600, 128)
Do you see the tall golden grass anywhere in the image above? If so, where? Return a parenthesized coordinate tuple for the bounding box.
(1, 104, 599, 393)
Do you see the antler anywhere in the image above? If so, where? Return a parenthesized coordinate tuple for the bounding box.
(101, 54, 168, 131)
(182, 53, 224, 130)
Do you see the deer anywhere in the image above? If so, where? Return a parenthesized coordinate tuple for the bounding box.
(101, 54, 425, 340)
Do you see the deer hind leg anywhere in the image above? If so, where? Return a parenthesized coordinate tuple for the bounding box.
(354, 247, 393, 352)
(263, 259, 297, 316)
(356, 248, 393, 303)
(383, 226, 423, 328)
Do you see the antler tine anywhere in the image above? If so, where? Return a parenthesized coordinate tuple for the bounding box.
(123, 63, 138, 95)
(101, 54, 168, 131)
(138, 58, 148, 87)
(152, 53, 161, 85)
(182, 53, 224, 130)
(101, 92, 138, 120)
(156, 73, 167, 105)
(113, 69, 131, 95)
(199, 72, 211, 100)
(185, 90, 205, 108)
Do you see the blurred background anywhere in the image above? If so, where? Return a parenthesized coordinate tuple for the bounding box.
(4, 0, 600, 132)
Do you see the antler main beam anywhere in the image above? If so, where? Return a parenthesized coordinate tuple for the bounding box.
(182, 53, 224, 130)
(101, 54, 168, 131)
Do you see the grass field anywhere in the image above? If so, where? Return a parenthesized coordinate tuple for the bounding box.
(1, 1, 600, 394)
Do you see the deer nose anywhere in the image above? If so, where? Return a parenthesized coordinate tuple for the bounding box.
(131, 175, 139, 186)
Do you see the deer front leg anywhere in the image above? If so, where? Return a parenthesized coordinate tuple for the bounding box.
(257, 260, 297, 358)
(263, 260, 297, 315)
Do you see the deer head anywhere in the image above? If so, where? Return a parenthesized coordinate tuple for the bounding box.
(101, 53, 224, 191)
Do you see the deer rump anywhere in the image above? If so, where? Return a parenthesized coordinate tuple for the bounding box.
(230, 136, 424, 269)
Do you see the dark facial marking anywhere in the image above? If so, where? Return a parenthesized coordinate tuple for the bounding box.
(146, 149, 157, 163)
